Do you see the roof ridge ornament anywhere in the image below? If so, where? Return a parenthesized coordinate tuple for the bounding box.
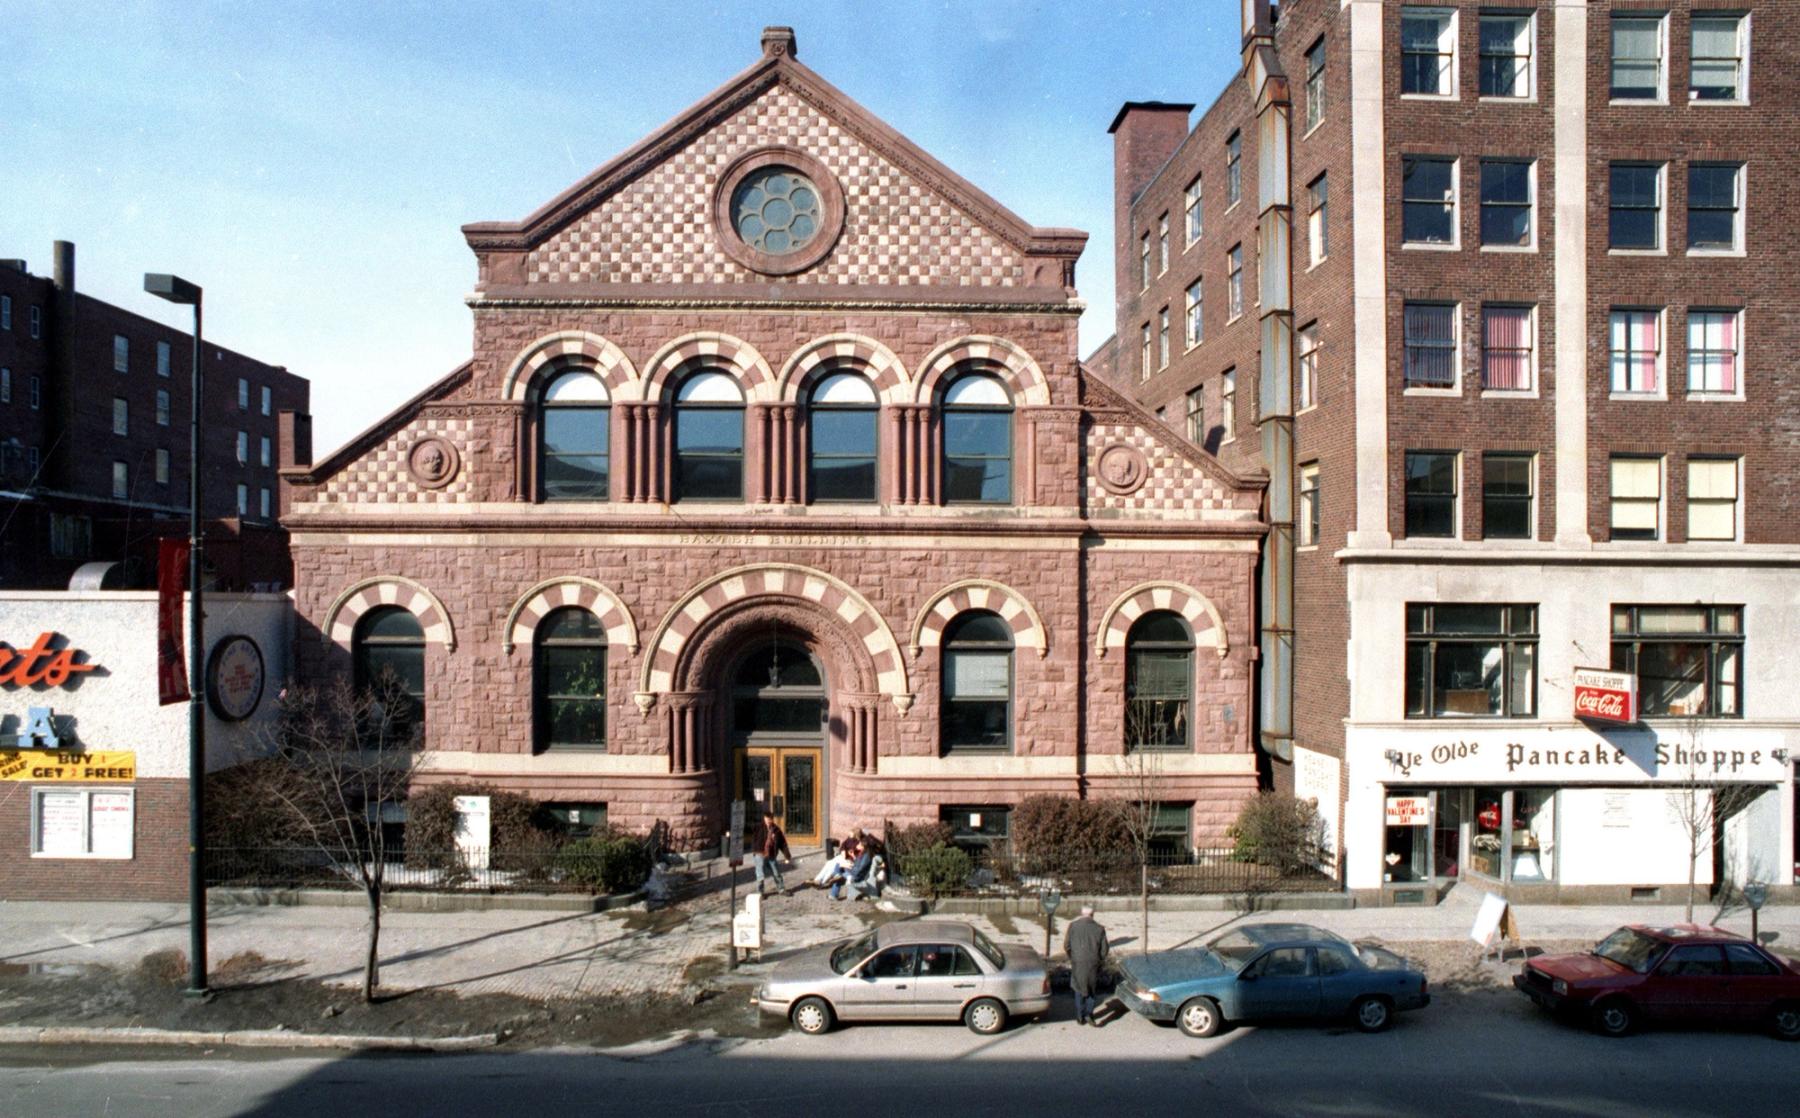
(761, 26, 797, 60)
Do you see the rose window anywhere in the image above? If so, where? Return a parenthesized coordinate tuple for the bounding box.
(730, 168, 821, 256)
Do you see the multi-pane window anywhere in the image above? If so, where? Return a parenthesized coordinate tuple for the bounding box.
(941, 611, 1014, 753)
(1184, 280, 1202, 348)
(1481, 306, 1532, 391)
(156, 389, 170, 426)
(235, 430, 248, 465)
(1226, 132, 1242, 205)
(1609, 456, 1663, 540)
(1406, 604, 1538, 718)
(1308, 174, 1328, 263)
(111, 461, 128, 500)
(1611, 605, 1742, 718)
(1146, 803, 1193, 862)
(112, 335, 128, 373)
(1140, 324, 1152, 381)
(1403, 303, 1458, 389)
(1125, 612, 1193, 751)
(1226, 246, 1244, 319)
(1404, 451, 1459, 537)
(1479, 160, 1532, 247)
(155, 448, 169, 485)
(673, 370, 744, 501)
(535, 607, 607, 751)
(156, 341, 170, 378)
(1184, 176, 1203, 244)
(112, 397, 128, 436)
(1305, 39, 1326, 129)
(541, 370, 609, 500)
(1157, 308, 1170, 369)
(1140, 232, 1151, 289)
(29, 305, 41, 339)
(1610, 13, 1665, 101)
(29, 375, 40, 409)
(942, 373, 1012, 504)
(352, 606, 426, 739)
(808, 372, 878, 502)
(1297, 323, 1318, 409)
(1482, 454, 1534, 540)
(1402, 157, 1456, 245)
(260, 385, 272, 416)
(1185, 387, 1205, 444)
(1298, 462, 1320, 547)
(1687, 310, 1741, 395)
(260, 435, 271, 468)
(1609, 309, 1662, 394)
(1479, 12, 1533, 98)
(1401, 8, 1457, 96)
(237, 377, 249, 410)
(1687, 458, 1740, 542)
(1609, 163, 1663, 250)
(1687, 164, 1742, 252)
(1690, 14, 1747, 102)
(1157, 214, 1169, 274)
(1221, 370, 1236, 441)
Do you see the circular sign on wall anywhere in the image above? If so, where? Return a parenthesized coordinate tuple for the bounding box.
(206, 635, 265, 722)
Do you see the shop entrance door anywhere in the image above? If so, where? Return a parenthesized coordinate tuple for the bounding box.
(739, 747, 821, 847)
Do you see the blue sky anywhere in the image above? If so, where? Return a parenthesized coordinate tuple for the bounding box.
(5, 1, 1241, 454)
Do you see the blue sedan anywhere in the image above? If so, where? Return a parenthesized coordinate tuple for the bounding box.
(1114, 923, 1431, 1036)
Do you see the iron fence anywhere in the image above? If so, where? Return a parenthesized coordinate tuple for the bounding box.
(206, 847, 635, 895)
(892, 842, 1338, 898)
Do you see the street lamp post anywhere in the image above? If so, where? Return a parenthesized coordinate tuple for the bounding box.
(144, 272, 207, 998)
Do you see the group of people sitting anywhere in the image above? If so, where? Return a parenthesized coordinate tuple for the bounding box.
(810, 828, 885, 901)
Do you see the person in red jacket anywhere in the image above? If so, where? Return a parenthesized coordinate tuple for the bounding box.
(753, 811, 791, 895)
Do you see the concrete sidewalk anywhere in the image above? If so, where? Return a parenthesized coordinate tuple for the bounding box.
(2, 878, 1793, 1005)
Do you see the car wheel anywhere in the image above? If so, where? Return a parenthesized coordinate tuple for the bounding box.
(1351, 995, 1394, 1034)
(1771, 1002, 1800, 1042)
(1176, 997, 1223, 1038)
(790, 996, 835, 1036)
(964, 997, 1009, 1035)
(1591, 998, 1637, 1038)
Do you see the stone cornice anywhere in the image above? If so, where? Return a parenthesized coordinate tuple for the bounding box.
(464, 292, 1085, 316)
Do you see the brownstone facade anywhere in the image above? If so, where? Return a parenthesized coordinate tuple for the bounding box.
(282, 29, 1267, 851)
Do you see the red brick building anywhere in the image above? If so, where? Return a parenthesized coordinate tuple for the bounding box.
(0, 243, 309, 590)
(281, 29, 1267, 852)
(1100, 1, 1798, 900)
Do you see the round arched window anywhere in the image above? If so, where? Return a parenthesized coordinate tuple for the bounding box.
(731, 168, 821, 256)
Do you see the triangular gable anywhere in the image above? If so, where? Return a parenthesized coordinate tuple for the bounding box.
(282, 361, 470, 495)
(1079, 366, 1266, 519)
(464, 43, 1084, 290)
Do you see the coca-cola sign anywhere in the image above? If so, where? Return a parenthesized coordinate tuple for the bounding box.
(1573, 667, 1637, 724)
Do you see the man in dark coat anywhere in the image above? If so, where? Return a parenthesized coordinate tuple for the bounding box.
(753, 811, 790, 895)
(1063, 905, 1109, 1025)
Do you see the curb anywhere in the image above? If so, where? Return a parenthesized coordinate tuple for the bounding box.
(0, 1025, 500, 1052)
(206, 887, 646, 914)
(923, 892, 1356, 915)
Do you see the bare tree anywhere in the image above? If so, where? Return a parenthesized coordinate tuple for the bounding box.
(1664, 714, 1763, 923)
(257, 674, 421, 1002)
(1112, 699, 1174, 955)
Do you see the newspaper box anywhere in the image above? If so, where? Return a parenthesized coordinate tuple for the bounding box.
(732, 891, 764, 952)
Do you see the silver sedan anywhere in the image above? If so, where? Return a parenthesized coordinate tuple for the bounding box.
(754, 920, 1050, 1035)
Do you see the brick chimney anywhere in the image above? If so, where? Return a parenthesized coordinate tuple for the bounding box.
(1108, 103, 1192, 329)
(278, 409, 313, 470)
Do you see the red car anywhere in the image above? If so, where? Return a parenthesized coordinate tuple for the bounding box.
(1515, 924, 1800, 1040)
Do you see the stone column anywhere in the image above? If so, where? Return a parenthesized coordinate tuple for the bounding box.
(664, 691, 713, 773)
(839, 692, 882, 773)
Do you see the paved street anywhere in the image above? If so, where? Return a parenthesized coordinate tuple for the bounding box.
(3, 987, 1799, 1117)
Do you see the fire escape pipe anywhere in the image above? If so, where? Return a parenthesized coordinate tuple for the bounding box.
(1243, 1, 1295, 764)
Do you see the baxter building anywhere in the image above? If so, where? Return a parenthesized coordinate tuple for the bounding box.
(278, 29, 1268, 853)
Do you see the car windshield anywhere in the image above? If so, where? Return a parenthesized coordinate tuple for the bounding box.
(1593, 928, 1663, 974)
(1208, 931, 1261, 970)
(830, 933, 878, 975)
(971, 928, 1006, 970)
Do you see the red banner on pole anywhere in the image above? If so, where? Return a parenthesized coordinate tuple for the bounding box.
(158, 538, 190, 705)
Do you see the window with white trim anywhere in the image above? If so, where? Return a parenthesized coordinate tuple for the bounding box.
(1308, 174, 1329, 264)
(1609, 456, 1663, 541)
(1611, 605, 1741, 718)
(261, 384, 272, 416)
(1185, 387, 1204, 445)
(112, 397, 127, 436)
(1404, 303, 1459, 390)
(1609, 163, 1664, 250)
(1226, 132, 1242, 205)
(29, 305, 41, 339)
(236, 430, 248, 465)
(1157, 213, 1169, 274)
(1690, 14, 1747, 102)
(1610, 12, 1666, 101)
(31, 788, 134, 858)
(1479, 12, 1534, 98)
(1481, 305, 1533, 392)
(1298, 462, 1320, 547)
(1401, 8, 1457, 96)
(1609, 309, 1663, 395)
(1480, 159, 1533, 248)
(1687, 458, 1739, 542)
(237, 377, 249, 410)
(1687, 309, 1741, 396)
(1184, 175, 1203, 244)
(112, 461, 128, 500)
(1140, 232, 1151, 289)
(1297, 323, 1318, 410)
(113, 334, 128, 373)
(1687, 164, 1742, 252)
(1402, 156, 1457, 245)
(1140, 324, 1152, 382)
(1227, 246, 1244, 320)
(1221, 369, 1237, 442)
(157, 340, 170, 378)
(1305, 39, 1326, 128)
(1184, 280, 1202, 348)
(1157, 308, 1170, 369)
(1404, 451, 1459, 538)
(1482, 453, 1534, 540)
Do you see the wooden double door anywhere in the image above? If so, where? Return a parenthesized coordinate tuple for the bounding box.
(737, 746, 822, 847)
(730, 639, 827, 847)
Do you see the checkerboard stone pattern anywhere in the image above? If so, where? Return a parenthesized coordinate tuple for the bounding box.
(1085, 422, 1233, 516)
(308, 417, 472, 505)
(527, 84, 1028, 288)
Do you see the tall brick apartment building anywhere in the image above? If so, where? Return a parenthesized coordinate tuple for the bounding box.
(0, 243, 309, 589)
(1099, 1, 1797, 900)
(280, 29, 1267, 852)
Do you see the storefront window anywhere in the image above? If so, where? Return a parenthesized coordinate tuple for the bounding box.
(1469, 787, 1555, 882)
(1405, 604, 1537, 718)
(1470, 789, 1505, 878)
(1383, 793, 1431, 882)
(1611, 605, 1742, 718)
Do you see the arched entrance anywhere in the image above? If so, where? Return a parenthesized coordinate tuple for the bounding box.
(728, 637, 827, 845)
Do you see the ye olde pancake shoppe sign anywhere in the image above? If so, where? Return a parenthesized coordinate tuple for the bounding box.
(1382, 735, 1787, 782)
